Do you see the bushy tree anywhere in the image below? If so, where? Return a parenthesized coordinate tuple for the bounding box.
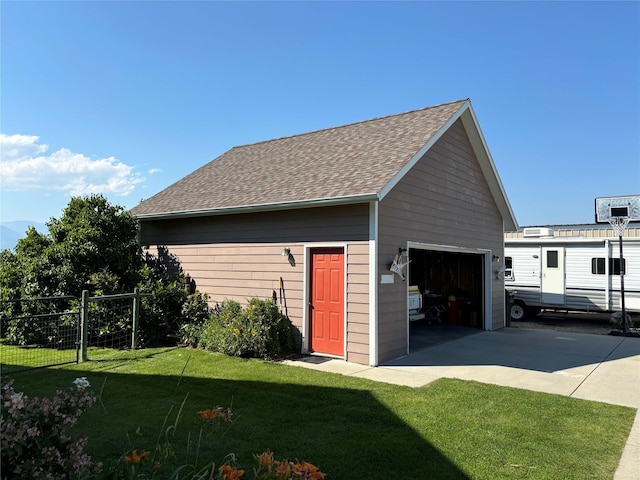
(2, 195, 142, 299)
(47, 194, 143, 295)
(0, 195, 210, 347)
(137, 247, 192, 346)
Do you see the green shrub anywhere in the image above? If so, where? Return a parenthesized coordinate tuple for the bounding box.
(5, 317, 48, 346)
(178, 292, 212, 347)
(3, 297, 77, 347)
(181, 291, 212, 325)
(186, 298, 295, 360)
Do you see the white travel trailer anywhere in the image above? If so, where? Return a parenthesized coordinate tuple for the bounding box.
(504, 228, 640, 320)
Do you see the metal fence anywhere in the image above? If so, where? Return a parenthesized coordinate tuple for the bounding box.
(0, 290, 142, 375)
(0, 296, 79, 375)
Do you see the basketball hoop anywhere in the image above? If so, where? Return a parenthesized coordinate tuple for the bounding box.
(596, 195, 638, 336)
(608, 216, 630, 237)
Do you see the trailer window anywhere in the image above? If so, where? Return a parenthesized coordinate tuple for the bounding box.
(591, 257, 626, 275)
(504, 256, 513, 279)
(546, 250, 559, 268)
(591, 258, 605, 274)
(611, 258, 626, 275)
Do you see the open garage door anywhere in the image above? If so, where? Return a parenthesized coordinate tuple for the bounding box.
(408, 246, 486, 351)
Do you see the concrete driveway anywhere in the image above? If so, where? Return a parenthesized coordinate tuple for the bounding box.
(285, 328, 640, 479)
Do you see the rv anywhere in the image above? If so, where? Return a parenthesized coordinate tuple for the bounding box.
(504, 228, 640, 320)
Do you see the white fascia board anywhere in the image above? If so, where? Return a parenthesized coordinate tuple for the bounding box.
(368, 200, 379, 366)
(378, 100, 471, 201)
(460, 105, 518, 231)
(134, 194, 379, 220)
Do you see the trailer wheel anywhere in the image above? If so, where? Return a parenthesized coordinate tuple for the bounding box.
(510, 301, 527, 321)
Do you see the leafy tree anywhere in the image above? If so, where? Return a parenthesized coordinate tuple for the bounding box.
(0, 194, 210, 347)
(2, 194, 142, 297)
(46, 194, 143, 295)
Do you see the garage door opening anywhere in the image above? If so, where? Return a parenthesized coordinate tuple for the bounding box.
(408, 247, 485, 351)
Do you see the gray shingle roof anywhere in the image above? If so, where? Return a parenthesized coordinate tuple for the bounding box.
(132, 99, 468, 218)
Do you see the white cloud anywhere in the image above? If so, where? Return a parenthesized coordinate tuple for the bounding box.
(0, 134, 143, 196)
(148, 168, 162, 175)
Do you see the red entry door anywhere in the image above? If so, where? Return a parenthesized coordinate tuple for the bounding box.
(309, 248, 345, 356)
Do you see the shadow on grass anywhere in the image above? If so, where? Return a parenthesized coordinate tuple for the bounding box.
(5, 358, 470, 480)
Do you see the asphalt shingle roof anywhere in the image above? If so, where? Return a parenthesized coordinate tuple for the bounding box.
(132, 99, 468, 218)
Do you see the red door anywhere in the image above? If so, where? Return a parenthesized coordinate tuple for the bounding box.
(309, 248, 344, 356)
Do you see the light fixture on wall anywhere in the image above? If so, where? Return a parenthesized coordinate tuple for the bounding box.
(492, 255, 501, 263)
(281, 247, 295, 267)
(390, 247, 410, 281)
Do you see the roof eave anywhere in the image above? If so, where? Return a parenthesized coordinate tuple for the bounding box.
(460, 105, 519, 232)
(378, 100, 471, 201)
(377, 99, 518, 232)
(134, 194, 380, 220)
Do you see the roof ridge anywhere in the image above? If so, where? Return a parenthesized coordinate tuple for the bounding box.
(230, 98, 469, 150)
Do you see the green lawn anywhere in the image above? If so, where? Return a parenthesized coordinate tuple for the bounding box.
(3, 346, 635, 479)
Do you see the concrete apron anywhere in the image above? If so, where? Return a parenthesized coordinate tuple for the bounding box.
(284, 328, 640, 480)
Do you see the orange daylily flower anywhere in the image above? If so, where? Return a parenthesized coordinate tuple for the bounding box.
(275, 459, 325, 479)
(125, 449, 150, 464)
(218, 464, 245, 479)
(198, 406, 233, 423)
(198, 408, 217, 420)
(276, 461, 292, 477)
(256, 450, 276, 468)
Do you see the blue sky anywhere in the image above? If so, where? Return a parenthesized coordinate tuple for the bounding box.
(1, 1, 639, 230)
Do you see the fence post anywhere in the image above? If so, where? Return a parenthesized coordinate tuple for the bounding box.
(132, 287, 140, 350)
(79, 290, 89, 362)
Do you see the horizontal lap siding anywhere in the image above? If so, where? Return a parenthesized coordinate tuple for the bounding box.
(139, 205, 370, 355)
(346, 242, 370, 364)
(158, 242, 303, 305)
(139, 205, 369, 245)
(378, 119, 505, 363)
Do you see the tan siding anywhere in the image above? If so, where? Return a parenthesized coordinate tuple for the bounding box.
(347, 282, 369, 294)
(348, 332, 369, 345)
(345, 242, 370, 364)
(347, 321, 369, 334)
(347, 273, 369, 285)
(348, 351, 369, 365)
(348, 343, 369, 356)
(346, 302, 369, 315)
(140, 205, 370, 359)
(377, 119, 505, 363)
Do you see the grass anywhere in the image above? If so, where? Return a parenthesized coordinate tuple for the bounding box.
(3, 346, 636, 480)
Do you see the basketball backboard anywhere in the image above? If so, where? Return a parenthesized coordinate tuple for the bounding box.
(595, 195, 640, 224)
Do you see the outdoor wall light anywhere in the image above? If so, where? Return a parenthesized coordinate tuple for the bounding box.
(493, 255, 501, 263)
(390, 248, 410, 281)
(281, 248, 295, 267)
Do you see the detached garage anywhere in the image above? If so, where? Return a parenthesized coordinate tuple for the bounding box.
(132, 99, 517, 366)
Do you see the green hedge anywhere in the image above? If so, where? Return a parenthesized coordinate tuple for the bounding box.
(181, 298, 295, 360)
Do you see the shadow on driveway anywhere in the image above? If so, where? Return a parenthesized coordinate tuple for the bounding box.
(391, 328, 640, 373)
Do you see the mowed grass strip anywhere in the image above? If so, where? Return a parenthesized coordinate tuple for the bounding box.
(5, 346, 635, 480)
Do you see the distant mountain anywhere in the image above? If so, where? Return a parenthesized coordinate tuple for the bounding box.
(0, 221, 47, 251)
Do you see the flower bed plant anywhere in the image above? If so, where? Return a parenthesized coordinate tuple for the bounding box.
(1, 377, 101, 479)
(1, 376, 325, 480)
